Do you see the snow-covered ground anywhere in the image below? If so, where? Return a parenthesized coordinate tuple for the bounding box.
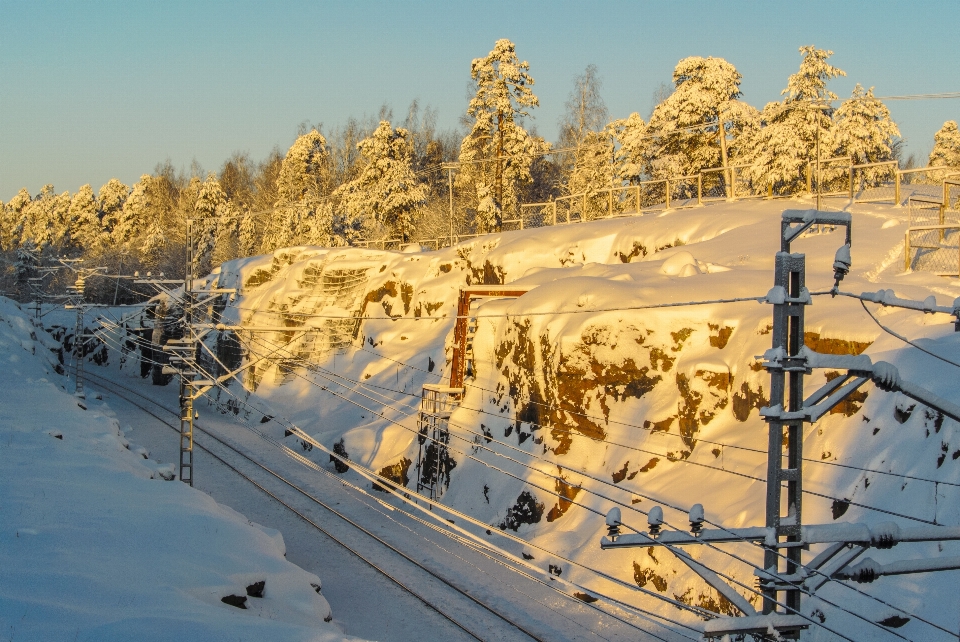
(0, 298, 357, 642)
(13, 193, 960, 640)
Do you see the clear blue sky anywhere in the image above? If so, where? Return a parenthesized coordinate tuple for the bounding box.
(2, 0, 958, 201)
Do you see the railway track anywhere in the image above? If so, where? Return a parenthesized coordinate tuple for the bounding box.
(85, 373, 547, 642)
(82, 369, 551, 642)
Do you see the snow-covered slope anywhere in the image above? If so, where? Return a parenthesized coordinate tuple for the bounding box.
(120, 196, 960, 639)
(0, 298, 358, 642)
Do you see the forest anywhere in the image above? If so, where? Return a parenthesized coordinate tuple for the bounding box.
(3, 40, 958, 302)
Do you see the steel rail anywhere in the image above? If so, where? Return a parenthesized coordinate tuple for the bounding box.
(80, 370, 561, 642)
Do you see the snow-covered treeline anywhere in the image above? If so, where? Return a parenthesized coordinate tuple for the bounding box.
(3, 41, 959, 302)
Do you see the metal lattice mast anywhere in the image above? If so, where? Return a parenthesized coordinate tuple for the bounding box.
(180, 217, 195, 487)
(71, 276, 86, 400)
(763, 250, 807, 617)
(599, 210, 960, 639)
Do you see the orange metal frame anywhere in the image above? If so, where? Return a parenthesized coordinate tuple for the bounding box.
(448, 286, 532, 388)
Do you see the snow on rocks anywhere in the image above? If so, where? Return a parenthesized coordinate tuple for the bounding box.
(0, 298, 357, 642)
(659, 250, 703, 276)
(140, 198, 960, 639)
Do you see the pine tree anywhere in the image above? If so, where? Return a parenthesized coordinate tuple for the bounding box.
(265, 129, 332, 251)
(832, 84, 900, 186)
(14, 239, 40, 285)
(609, 113, 647, 184)
(744, 46, 846, 195)
(68, 185, 104, 252)
(237, 206, 260, 258)
(457, 39, 549, 230)
(194, 173, 229, 274)
(334, 121, 427, 243)
(22, 185, 71, 250)
(98, 179, 130, 241)
(475, 183, 501, 233)
(928, 121, 960, 169)
(2, 188, 31, 250)
(113, 176, 154, 249)
(643, 56, 759, 194)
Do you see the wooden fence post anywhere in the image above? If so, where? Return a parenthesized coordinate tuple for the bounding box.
(665, 179, 671, 210)
(904, 230, 910, 272)
(895, 170, 901, 206)
(697, 174, 702, 206)
(849, 162, 854, 203)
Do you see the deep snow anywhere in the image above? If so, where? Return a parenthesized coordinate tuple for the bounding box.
(0, 297, 357, 642)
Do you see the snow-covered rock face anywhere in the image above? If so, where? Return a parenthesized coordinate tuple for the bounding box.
(211, 199, 958, 638)
(0, 298, 354, 642)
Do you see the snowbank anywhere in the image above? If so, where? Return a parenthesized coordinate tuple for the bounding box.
(0, 298, 357, 642)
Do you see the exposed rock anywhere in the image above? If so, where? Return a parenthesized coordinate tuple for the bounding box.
(499, 491, 544, 531)
(246, 580, 265, 598)
(220, 594, 247, 609)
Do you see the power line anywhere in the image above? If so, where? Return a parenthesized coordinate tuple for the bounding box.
(858, 298, 960, 370)
(231, 333, 940, 639)
(182, 352, 714, 633)
(92, 303, 948, 638)
(221, 292, 769, 321)
(353, 342, 960, 490)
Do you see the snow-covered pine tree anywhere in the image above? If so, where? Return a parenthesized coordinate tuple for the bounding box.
(265, 129, 333, 252)
(138, 218, 167, 274)
(475, 183, 501, 233)
(113, 176, 153, 249)
(193, 173, 230, 275)
(609, 113, 647, 185)
(68, 185, 104, 253)
(334, 121, 427, 243)
(832, 84, 900, 186)
(743, 46, 846, 195)
(98, 179, 130, 242)
(457, 39, 549, 230)
(642, 56, 758, 196)
(928, 120, 960, 175)
(2, 188, 32, 250)
(22, 185, 71, 251)
(14, 239, 40, 285)
(237, 206, 260, 258)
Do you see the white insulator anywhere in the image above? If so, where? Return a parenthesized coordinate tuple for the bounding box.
(688, 503, 705, 532)
(606, 507, 622, 528)
(648, 505, 663, 528)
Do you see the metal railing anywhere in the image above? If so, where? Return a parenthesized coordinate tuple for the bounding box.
(375, 162, 960, 252)
(904, 224, 960, 275)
